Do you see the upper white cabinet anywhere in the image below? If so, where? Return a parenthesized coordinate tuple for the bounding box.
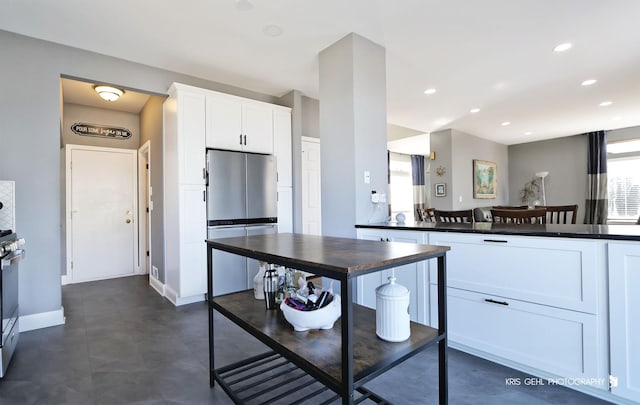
(206, 92, 274, 154)
(608, 242, 640, 403)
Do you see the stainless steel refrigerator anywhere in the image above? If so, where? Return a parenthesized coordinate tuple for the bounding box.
(206, 149, 277, 296)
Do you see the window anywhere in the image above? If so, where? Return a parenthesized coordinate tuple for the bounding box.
(607, 139, 640, 223)
(388, 152, 414, 219)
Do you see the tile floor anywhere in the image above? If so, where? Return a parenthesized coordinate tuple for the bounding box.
(0, 276, 611, 404)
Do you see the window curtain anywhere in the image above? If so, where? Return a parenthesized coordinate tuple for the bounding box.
(411, 155, 426, 221)
(584, 130, 608, 224)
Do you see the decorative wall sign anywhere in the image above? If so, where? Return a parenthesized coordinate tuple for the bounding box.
(71, 122, 132, 140)
(473, 159, 497, 199)
(435, 183, 446, 197)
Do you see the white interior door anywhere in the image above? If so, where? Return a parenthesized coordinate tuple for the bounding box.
(301, 137, 322, 235)
(68, 145, 138, 283)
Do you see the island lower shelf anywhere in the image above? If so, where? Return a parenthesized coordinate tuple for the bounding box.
(212, 290, 442, 389)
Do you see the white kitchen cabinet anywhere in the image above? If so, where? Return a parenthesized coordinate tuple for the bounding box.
(274, 109, 292, 187)
(205, 92, 273, 154)
(163, 83, 208, 305)
(608, 242, 640, 403)
(431, 286, 604, 385)
(425, 230, 608, 394)
(427, 232, 600, 313)
(355, 228, 429, 325)
(277, 186, 293, 233)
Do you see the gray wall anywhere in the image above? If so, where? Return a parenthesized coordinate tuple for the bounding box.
(301, 96, 319, 139)
(0, 29, 285, 318)
(430, 129, 509, 210)
(508, 135, 588, 221)
(319, 33, 388, 237)
(508, 126, 640, 223)
(62, 103, 140, 149)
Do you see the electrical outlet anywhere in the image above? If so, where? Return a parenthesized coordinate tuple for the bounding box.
(152, 266, 159, 278)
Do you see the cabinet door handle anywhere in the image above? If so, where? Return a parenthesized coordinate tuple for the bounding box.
(484, 298, 509, 306)
(239, 134, 243, 145)
(380, 238, 385, 242)
(243, 134, 247, 145)
(483, 239, 508, 243)
(203, 190, 206, 202)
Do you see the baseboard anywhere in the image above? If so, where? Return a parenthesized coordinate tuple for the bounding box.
(149, 275, 165, 296)
(20, 306, 66, 332)
(164, 285, 204, 306)
(61, 275, 69, 285)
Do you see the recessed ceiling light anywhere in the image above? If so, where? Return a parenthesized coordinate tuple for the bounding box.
(470, 108, 480, 113)
(501, 121, 511, 126)
(581, 79, 597, 86)
(524, 131, 533, 135)
(553, 43, 572, 52)
(599, 101, 613, 107)
(424, 88, 437, 95)
(235, 0, 254, 11)
(263, 25, 283, 37)
(612, 116, 622, 121)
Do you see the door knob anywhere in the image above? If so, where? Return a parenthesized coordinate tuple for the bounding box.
(126, 219, 132, 224)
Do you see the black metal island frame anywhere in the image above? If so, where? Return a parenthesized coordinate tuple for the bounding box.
(206, 233, 450, 405)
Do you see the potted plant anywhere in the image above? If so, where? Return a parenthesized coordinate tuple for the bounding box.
(520, 177, 541, 207)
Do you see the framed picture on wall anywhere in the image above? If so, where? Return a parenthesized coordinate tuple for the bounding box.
(435, 183, 446, 197)
(473, 159, 497, 198)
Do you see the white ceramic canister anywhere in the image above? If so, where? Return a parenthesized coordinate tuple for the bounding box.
(375, 276, 411, 342)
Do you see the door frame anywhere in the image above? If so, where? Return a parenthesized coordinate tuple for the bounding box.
(64, 144, 139, 283)
(301, 136, 322, 235)
(138, 141, 151, 276)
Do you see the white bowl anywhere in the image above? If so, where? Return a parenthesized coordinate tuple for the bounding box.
(280, 295, 341, 332)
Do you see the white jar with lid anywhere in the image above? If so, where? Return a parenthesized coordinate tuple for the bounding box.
(375, 276, 410, 342)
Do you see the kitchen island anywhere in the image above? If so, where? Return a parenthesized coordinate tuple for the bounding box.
(356, 221, 640, 405)
(206, 233, 450, 404)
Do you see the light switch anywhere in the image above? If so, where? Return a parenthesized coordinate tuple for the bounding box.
(364, 171, 371, 184)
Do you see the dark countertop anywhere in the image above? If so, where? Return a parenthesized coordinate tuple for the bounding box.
(206, 233, 450, 279)
(356, 221, 640, 242)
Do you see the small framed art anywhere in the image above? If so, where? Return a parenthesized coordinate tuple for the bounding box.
(435, 183, 446, 197)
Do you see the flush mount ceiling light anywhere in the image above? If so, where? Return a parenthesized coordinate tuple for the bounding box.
(423, 88, 437, 95)
(553, 42, 572, 52)
(524, 131, 533, 135)
(599, 100, 613, 107)
(501, 121, 511, 126)
(581, 79, 597, 86)
(470, 108, 480, 113)
(94, 85, 124, 102)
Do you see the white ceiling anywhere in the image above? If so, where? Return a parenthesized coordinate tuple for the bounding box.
(3, 0, 640, 145)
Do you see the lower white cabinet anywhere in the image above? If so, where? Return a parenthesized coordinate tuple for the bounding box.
(430, 286, 604, 386)
(608, 242, 640, 403)
(277, 186, 293, 233)
(355, 229, 429, 325)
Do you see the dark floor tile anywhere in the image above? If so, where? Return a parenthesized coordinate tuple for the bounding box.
(0, 275, 614, 405)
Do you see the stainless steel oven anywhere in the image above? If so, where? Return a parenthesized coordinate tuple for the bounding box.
(0, 230, 24, 377)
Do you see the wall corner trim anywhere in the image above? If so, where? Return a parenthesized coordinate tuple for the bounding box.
(20, 307, 66, 332)
(149, 275, 165, 297)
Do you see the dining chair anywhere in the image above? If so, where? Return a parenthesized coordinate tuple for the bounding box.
(491, 207, 547, 224)
(417, 207, 437, 222)
(434, 209, 474, 223)
(542, 204, 578, 224)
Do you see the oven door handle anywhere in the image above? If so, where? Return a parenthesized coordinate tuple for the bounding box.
(1, 249, 25, 269)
